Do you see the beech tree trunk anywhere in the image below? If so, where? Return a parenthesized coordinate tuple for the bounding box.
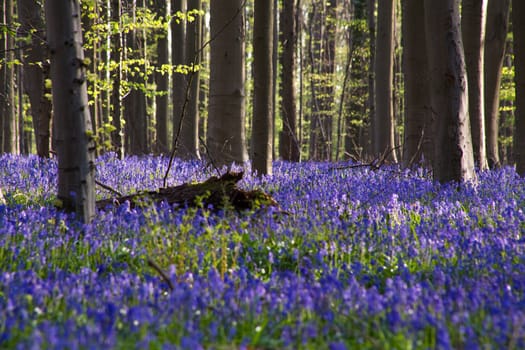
(124, 1, 148, 155)
(513, 0, 525, 175)
(279, 0, 300, 162)
(374, 0, 396, 161)
(172, 0, 187, 156)
(307, 1, 336, 161)
(424, 0, 475, 182)
(154, 0, 169, 154)
(110, 0, 123, 158)
(45, 0, 96, 222)
(462, 0, 488, 169)
(18, 0, 52, 158)
(1, 0, 17, 154)
(180, 0, 201, 159)
(207, 0, 248, 165)
(367, 0, 376, 158)
(252, 0, 274, 175)
(484, 0, 510, 168)
(402, 0, 431, 167)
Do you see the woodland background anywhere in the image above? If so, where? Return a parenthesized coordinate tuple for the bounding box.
(0, 0, 522, 180)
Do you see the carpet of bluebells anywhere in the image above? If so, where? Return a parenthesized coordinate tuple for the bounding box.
(0, 153, 524, 349)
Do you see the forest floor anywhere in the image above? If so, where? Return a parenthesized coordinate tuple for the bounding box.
(0, 153, 523, 349)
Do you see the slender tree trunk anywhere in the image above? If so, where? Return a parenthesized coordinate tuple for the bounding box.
(307, 4, 321, 160)
(462, 0, 488, 169)
(180, 0, 201, 159)
(484, 0, 510, 168)
(344, 0, 369, 160)
(307, 1, 336, 161)
(252, 0, 274, 175)
(320, 0, 336, 161)
(297, 0, 304, 157)
(124, 0, 148, 155)
(513, 0, 525, 175)
(1, 0, 17, 154)
(279, 0, 299, 161)
(272, 0, 278, 161)
(18, 0, 52, 157)
(207, 0, 248, 165)
(110, 0, 123, 158)
(424, 0, 475, 182)
(154, 0, 169, 154)
(198, 0, 208, 143)
(402, 0, 431, 167)
(374, 0, 396, 161)
(172, 0, 187, 155)
(366, 0, 376, 158)
(45, 0, 96, 222)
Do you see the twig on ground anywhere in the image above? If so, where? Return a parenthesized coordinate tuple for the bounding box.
(147, 258, 174, 292)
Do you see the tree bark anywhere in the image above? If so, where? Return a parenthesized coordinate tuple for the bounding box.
(172, 0, 187, 156)
(124, 0, 148, 155)
(154, 0, 169, 154)
(207, 0, 248, 165)
(110, 0, 123, 158)
(179, 0, 202, 159)
(513, 0, 525, 175)
(484, 0, 510, 168)
(252, 0, 274, 175)
(462, 0, 488, 169)
(367, 0, 376, 158)
(279, 0, 300, 162)
(402, 0, 431, 167)
(343, 0, 367, 160)
(374, 0, 396, 161)
(1, 0, 17, 154)
(424, 0, 476, 182)
(307, 1, 336, 161)
(45, 0, 96, 222)
(96, 172, 278, 212)
(18, 0, 52, 158)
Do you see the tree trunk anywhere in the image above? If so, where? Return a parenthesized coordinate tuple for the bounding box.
(367, 0, 376, 158)
(252, 0, 274, 175)
(462, 0, 488, 169)
(344, 0, 369, 160)
(172, 0, 187, 155)
(279, 0, 300, 162)
(320, 0, 336, 161)
(424, 0, 476, 182)
(154, 0, 169, 154)
(97, 172, 278, 212)
(207, 0, 248, 165)
(484, 0, 510, 168)
(307, 4, 322, 160)
(307, 1, 336, 161)
(45, 0, 96, 222)
(374, 0, 396, 161)
(402, 0, 431, 167)
(110, 0, 123, 158)
(179, 0, 201, 159)
(18, 0, 52, 158)
(1, 0, 17, 154)
(513, 0, 525, 175)
(124, 0, 148, 155)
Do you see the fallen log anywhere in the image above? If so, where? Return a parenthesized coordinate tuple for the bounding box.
(96, 172, 279, 211)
